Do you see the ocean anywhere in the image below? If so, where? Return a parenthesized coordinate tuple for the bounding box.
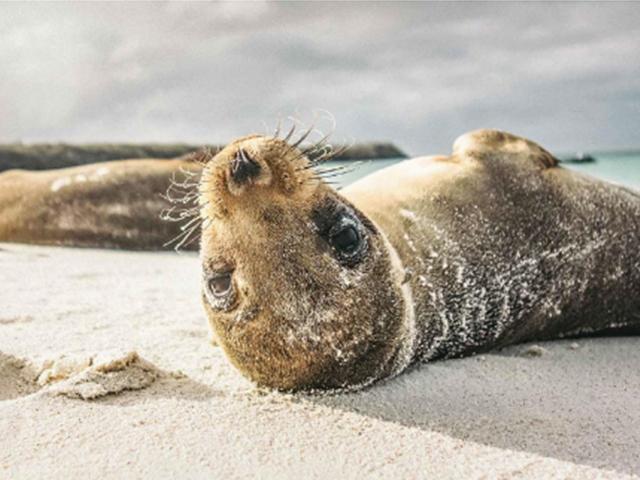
(327, 153, 640, 190)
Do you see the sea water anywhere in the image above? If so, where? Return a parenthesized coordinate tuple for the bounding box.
(328, 153, 640, 190)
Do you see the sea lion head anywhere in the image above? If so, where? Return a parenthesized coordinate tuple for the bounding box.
(198, 133, 414, 391)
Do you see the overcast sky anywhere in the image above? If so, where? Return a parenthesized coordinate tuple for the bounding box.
(1, 2, 639, 154)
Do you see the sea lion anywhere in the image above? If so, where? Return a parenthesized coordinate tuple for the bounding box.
(0, 158, 202, 250)
(197, 129, 640, 392)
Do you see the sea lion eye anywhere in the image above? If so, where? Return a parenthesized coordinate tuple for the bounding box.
(312, 202, 369, 266)
(328, 215, 367, 265)
(204, 271, 236, 310)
(209, 273, 232, 297)
(330, 225, 360, 254)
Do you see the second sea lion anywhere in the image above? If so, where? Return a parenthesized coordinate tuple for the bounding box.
(0, 158, 201, 250)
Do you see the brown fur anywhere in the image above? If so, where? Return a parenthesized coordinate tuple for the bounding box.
(200, 129, 640, 392)
(0, 159, 201, 250)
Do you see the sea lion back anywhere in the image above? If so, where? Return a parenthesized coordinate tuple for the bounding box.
(346, 130, 640, 362)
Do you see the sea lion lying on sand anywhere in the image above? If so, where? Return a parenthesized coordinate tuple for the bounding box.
(0, 159, 201, 250)
(196, 129, 640, 392)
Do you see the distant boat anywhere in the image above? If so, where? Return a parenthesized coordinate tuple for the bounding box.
(562, 152, 596, 164)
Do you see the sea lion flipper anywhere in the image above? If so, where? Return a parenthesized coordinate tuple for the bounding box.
(452, 129, 558, 170)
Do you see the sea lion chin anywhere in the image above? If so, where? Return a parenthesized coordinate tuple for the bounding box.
(198, 129, 640, 392)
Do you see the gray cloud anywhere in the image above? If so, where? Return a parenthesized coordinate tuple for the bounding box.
(0, 2, 639, 154)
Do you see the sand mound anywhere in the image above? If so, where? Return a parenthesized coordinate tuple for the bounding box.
(40, 351, 162, 400)
(1, 350, 163, 402)
(0, 352, 39, 401)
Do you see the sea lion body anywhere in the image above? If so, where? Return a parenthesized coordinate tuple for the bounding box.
(345, 130, 640, 362)
(0, 159, 200, 250)
(198, 129, 640, 391)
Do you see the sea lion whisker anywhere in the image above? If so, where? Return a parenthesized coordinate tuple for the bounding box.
(160, 200, 201, 219)
(305, 143, 350, 167)
(315, 164, 360, 178)
(162, 192, 198, 207)
(317, 170, 354, 180)
(163, 227, 191, 249)
(291, 143, 336, 168)
(171, 225, 200, 251)
(179, 215, 202, 232)
(174, 213, 198, 222)
(160, 194, 194, 206)
(313, 149, 342, 165)
(300, 112, 336, 154)
(178, 166, 201, 178)
(290, 123, 316, 148)
(160, 210, 197, 223)
(293, 159, 335, 175)
(301, 134, 333, 156)
(291, 156, 337, 174)
(165, 184, 192, 198)
(171, 182, 199, 192)
(304, 173, 338, 186)
(273, 118, 282, 138)
(163, 163, 205, 229)
(166, 212, 194, 223)
(163, 210, 204, 250)
(181, 231, 202, 248)
(170, 182, 199, 192)
(165, 184, 197, 198)
(310, 139, 353, 166)
(168, 175, 196, 187)
(323, 143, 351, 160)
(159, 208, 178, 222)
(305, 144, 335, 164)
(282, 121, 297, 143)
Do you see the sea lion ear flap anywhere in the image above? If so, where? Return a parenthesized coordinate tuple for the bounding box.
(452, 129, 558, 171)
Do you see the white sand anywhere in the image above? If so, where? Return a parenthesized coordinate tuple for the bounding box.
(1, 243, 638, 479)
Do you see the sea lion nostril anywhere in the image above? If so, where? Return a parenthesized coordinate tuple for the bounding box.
(230, 149, 261, 185)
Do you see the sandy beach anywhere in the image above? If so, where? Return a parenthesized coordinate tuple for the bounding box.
(1, 243, 638, 479)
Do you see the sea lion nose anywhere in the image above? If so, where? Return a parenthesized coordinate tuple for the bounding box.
(230, 149, 261, 185)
